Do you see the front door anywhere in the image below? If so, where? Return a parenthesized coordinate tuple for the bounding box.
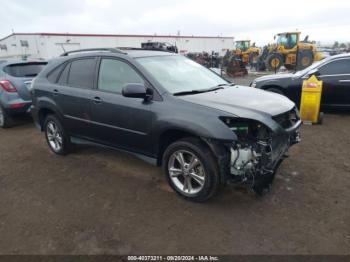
(90, 58, 154, 155)
(318, 58, 350, 107)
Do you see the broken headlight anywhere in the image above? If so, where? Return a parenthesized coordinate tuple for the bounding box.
(220, 117, 270, 142)
(220, 117, 272, 176)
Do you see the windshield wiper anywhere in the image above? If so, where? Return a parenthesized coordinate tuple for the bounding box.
(173, 90, 204, 96)
(173, 84, 234, 96)
(217, 83, 235, 87)
(173, 83, 234, 96)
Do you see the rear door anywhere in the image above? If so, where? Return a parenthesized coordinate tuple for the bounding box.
(54, 57, 98, 137)
(89, 57, 153, 154)
(318, 58, 350, 107)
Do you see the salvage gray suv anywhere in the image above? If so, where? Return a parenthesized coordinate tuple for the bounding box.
(31, 48, 301, 202)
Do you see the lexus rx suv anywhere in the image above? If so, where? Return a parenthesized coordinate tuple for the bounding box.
(31, 48, 301, 202)
(0, 60, 47, 128)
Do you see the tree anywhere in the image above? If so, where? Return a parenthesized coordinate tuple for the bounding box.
(339, 43, 347, 48)
(333, 41, 339, 49)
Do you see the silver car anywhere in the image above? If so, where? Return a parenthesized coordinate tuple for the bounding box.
(0, 60, 47, 128)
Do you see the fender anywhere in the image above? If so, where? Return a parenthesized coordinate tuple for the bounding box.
(36, 96, 65, 130)
(152, 117, 237, 156)
(155, 117, 236, 140)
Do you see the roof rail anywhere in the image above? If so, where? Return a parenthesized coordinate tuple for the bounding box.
(118, 47, 178, 54)
(118, 47, 144, 51)
(60, 48, 126, 56)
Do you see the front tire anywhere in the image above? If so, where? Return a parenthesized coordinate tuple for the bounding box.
(44, 115, 70, 155)
(162, 138, 220, 202)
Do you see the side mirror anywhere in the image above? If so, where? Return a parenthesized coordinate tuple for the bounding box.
(122, 83, 152, 100)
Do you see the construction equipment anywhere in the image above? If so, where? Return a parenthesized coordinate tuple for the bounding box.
(223, 50, 247, 77)
(258, 32, 323, 71)
(222, 40, 259, 76)
(186, 51, 221, 68)
(233, 40, 260, 67)
(141, 42, 178, 53)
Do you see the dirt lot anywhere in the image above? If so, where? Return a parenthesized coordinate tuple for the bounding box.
(0, 76, 349, 255)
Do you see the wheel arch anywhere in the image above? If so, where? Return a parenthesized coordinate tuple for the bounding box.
(261, 84, 286, 95)
(37, 102, 64, 131)
(156, 128, 231, 184)
(156, 128, 231, 165)
(156, 129, 209, 166)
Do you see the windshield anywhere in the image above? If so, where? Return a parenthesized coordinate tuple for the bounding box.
(236, 41, 249, 51)
(294, 60, 323, 77)
(137, 55, 228, 94)
(276, 34, 288, 46)
(276, 34, 297, 49)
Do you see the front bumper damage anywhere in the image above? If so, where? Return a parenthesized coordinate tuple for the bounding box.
(206, 113, 301, 195)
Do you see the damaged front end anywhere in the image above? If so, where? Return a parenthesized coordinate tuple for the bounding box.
(219, 107, 301, 195)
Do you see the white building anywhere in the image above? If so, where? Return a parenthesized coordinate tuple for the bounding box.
(0, 33, 235, 60)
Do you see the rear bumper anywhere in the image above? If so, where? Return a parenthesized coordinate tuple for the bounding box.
(2, 100, 32, 115)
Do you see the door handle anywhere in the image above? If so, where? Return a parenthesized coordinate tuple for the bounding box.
(339, 80, 350, 83)
(53, 89, 59, 96)
(93, 96, 103, 104)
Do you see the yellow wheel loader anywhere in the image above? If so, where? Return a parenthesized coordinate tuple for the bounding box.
(233, 40, 260, 66)
(260, 32, 323, 71)
(223, 40, 260, 76)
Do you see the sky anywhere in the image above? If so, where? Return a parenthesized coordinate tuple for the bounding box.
(1, 0, 350, 46)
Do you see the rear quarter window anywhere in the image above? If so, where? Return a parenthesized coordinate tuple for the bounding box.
(4, 62, 47, 77)
(47, 63, 65, 83)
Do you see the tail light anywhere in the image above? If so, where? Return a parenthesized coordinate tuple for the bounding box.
(0, 80, 17, 93)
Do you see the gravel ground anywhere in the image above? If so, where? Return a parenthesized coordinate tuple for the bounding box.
(0, 76, 349, 255)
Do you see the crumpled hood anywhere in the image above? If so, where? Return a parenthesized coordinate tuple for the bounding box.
(179, 85, 295, 121)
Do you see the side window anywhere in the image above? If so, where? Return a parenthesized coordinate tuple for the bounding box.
(67, 58, 96, 89)
(98, 59, 144, 93)
(57, 63, 70, 85)
(289, 34, 297, 48)
(47, 64, 65, 83)
(319, 59, 350, 75)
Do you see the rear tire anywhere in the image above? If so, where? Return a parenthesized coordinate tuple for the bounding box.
(162, 138, 220, 202)
(297, 50, 314, 70)
(44, 115, 71, 155)
(0, 105, 13, 128)
(265, 53, 284, 71)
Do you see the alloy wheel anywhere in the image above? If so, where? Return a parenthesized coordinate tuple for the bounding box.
(168, 150, 206, 195)
(46, 121, 63, 152)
